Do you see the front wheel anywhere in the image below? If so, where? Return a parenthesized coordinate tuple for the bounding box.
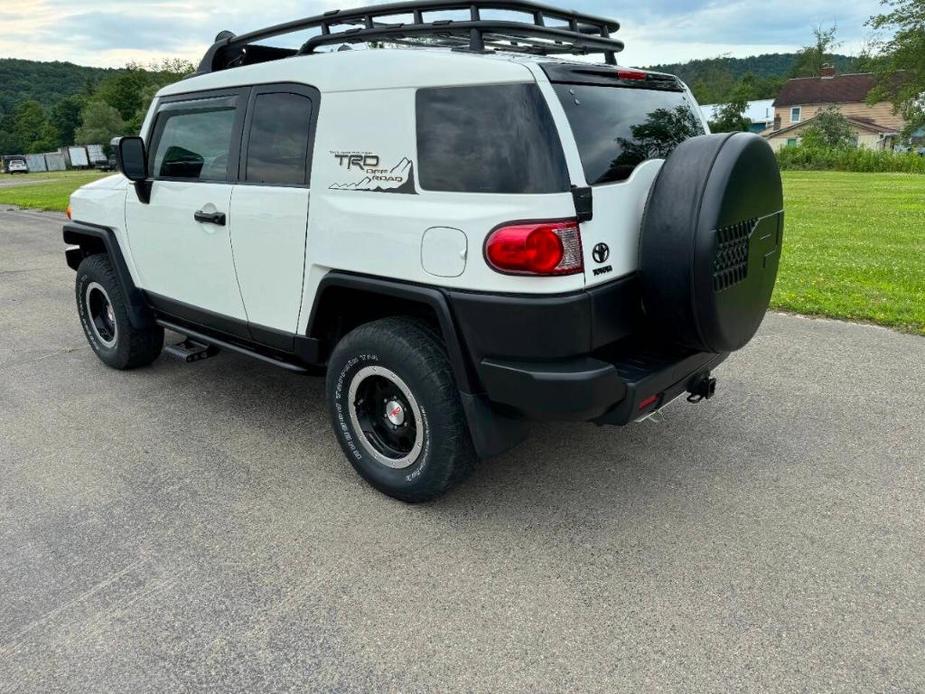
(326, 317, 475, 503)
(76, 254, 163, 369)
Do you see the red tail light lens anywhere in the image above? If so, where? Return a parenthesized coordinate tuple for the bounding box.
(617, 68, 647, 80)
(485, 220, 583, 276)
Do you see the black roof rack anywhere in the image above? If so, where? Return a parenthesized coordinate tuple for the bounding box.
(197, 0, 623, 75)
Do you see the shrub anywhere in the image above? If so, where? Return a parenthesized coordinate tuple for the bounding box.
(776, 145, 925, 173)
(800, 107, 855, 149)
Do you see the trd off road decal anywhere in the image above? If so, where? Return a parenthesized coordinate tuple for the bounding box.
(329, 151, 417, 194)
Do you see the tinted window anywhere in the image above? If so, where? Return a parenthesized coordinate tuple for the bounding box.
(552, 85, 705, 185)
(416, 84, 569, 194)
(151, 106, 236, 181)
(245, 92, 313, 185)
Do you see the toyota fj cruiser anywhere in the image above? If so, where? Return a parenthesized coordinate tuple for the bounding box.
(64, 0, 784, 502)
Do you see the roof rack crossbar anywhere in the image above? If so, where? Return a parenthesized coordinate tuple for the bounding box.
(298, 20, 620, 55)
(197, 0, 622, 74)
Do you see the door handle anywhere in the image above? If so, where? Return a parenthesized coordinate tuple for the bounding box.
(194, 210, 226, 226)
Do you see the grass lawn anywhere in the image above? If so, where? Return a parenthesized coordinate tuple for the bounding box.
(0, 170, 109, 212)
(775, 171, 925, 335)
(1, 168, 922, 334)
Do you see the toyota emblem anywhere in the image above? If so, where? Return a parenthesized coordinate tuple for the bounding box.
(592, 243, 610, 264)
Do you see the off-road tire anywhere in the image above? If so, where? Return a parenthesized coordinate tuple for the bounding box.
(326, 317, 476, 503)
(76, 254, 163, 369)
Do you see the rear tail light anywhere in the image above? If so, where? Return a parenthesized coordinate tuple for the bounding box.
(485, 220, 583, 276)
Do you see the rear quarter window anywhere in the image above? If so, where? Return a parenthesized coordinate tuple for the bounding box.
(416, 83, 569, 194)
(552, 84, 704, 186)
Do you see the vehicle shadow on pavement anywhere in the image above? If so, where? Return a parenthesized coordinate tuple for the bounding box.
(140, 340, 770, 524)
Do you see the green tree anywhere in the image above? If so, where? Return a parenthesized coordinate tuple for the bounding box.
(75, 100, 126, 148)
(791, 25, 841, 77)
(12, 100, 59, 153)
(738, 72, 786, 101)
(50, 94, 84, 146)
(127, 83, 160, 135)
(95, 63, 150, 121)
(801, 106, 855, 148)
(124, 59, 195, 134)
(688, 59, 736, 104)
(710, 100, 750, 133)
(710, 80, 754, 133)
(150, 58, 196, 78)
(0, 110, 22, 155)
(866, 0, 925, 136)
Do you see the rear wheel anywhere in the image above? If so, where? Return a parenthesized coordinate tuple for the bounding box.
(76, 254, 163, 369)
(326, 317, 475, 503)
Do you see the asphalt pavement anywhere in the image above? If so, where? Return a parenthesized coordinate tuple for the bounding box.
(1, 207, 922, 692)
(0, 178, 53, 189)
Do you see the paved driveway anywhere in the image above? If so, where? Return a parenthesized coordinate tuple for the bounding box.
(0, 178, 53, 189)
(1, 207, 922, 692)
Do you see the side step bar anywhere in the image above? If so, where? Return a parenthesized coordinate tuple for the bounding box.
(156, 319, 310, 374)
(163, 339, 220, 363)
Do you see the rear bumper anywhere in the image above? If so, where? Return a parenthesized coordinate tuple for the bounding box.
(445, 277, 728, 423)
(479, 349, 728, 423)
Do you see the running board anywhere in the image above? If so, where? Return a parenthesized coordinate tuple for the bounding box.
(156, 319, 310, 373)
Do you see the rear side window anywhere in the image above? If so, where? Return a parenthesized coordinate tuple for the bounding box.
(244, 92, 314, 186)
(150, 104, 237, 181)
(416, 84, 569, 194)
(552, 84, 705, 185)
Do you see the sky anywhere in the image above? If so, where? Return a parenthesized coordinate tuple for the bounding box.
(1, 0, 886, 69)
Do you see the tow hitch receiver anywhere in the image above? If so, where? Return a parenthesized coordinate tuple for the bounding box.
(687, 373, 717, 403)
(164, 339, 220, 363)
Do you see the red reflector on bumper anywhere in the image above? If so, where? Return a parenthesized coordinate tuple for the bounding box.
(638, 394, 659, 410)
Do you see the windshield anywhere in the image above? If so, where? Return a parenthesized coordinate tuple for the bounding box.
(552, 84, 705, 186)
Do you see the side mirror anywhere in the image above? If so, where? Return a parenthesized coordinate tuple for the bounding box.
(116, 136, 147, 181)
(115, 136, 152, 204)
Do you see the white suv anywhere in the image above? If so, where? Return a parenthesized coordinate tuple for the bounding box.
(64, 0, 784, 502)
(6, 158, 28, 174)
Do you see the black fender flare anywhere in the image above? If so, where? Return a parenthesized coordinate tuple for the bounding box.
(307, 271, 478, 393)
(306, 271, 527, 459)
(63, 221, 153, 330)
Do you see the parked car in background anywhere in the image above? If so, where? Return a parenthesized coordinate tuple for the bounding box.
(95, 154, 117, 171)
(5, 158, 28, 174)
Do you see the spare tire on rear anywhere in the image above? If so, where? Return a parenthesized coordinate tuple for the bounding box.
(639, 132, 784, 353)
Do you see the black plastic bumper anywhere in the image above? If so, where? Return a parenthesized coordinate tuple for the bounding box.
(445, 278, 728, 424)
(478, 349, 727, 422)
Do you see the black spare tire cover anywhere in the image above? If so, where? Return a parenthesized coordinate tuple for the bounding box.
(639, 132, 784, 353)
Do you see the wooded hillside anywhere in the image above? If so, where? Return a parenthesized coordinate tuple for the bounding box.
(644, 53, 858, 104)
(0, 59, 123, 115)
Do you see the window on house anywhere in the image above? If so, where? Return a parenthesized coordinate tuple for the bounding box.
(790, 107, 801, 124)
